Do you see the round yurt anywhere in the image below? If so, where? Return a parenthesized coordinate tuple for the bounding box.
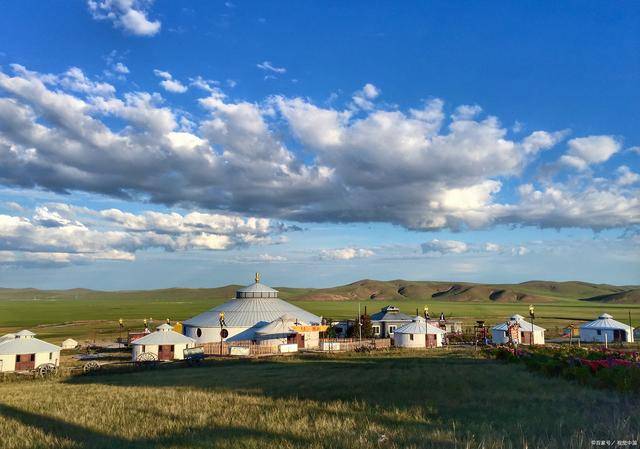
(61, 338, 78, 350)
(183, 274, 321, 344)
(0, 330, 61, 372)
(131, 324, 197, 361)
(491, 314, 545, 345)
(393, 316, 446, 348)
(580, 313, 634, 343)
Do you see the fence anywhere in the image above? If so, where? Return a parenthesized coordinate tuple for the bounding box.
(318, 338, 391, 352)
(199, 341, 279, 357)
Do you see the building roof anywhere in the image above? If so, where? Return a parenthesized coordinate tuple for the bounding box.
(0, 330, 61, 355)
(184, 276, 321, 329)
(370, 305, 414, 322)
(580, 313, 633, 331)
(255, 314, 306, 336)
(492, 315, 545, 332)
(62, 338, 78, 344)
(0, 333, 15, 343)
(394, 316, 446, 335)
(132, 324, 196, 346)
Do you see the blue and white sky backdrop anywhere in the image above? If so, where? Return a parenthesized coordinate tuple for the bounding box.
(0, 1, 638, 289)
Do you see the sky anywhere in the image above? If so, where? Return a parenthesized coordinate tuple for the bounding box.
(0, 1, 638, 289)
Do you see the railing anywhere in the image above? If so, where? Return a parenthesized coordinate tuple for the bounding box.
(199, 341, 279, 356)
(318, 338, 391, 351)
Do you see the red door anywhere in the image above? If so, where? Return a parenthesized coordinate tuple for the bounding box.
(521, 332, 532, 345)
(426, 334, 436, 348)
(15, 354, 35, 371)
(158, 345, 174, 361)
(295, 334, 305, 349)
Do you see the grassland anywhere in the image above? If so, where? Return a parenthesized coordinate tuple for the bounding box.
(0, 350, 637, 449)
(1, 288, 639, 344)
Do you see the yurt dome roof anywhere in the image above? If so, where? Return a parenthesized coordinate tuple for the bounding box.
(492, 315, 545, 332)
(184, 275, 321, 329)
(580, 313, 632, 331)
(255, 314, 306, 336)
(394, 320, 445, 335)
(0, 331, 60, 355)
(132, 327, 195, 346)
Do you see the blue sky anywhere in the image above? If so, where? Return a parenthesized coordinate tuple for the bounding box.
(0, 1, 638, 289)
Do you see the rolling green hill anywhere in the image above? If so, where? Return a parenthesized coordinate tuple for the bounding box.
(0, 279, 637, 303)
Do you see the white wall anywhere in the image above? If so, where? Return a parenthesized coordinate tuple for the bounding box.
(0, 351, 59, 373)
(0, 354, 15, 372)
(492, 329, 511, 344)
(580, 328, 633, 343)
(394, 333, 442, 348)
(183, 325, 252, 344)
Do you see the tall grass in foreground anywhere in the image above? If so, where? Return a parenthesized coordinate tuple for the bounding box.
(0, 350, 637, 449)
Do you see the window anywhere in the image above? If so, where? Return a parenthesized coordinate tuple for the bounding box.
(409, 334, 414, 341)
(170, 345, 174, 351)
(597, 330, 601, 335)
(197, 328, 202, 338)
(372, 325, 380, 335)
(49, 352, 53, 360)
(388, 325, 397, 335)
(30, 354, 35, 361)
(142, 345, 145, 352)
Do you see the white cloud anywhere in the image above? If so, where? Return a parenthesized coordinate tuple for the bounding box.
(0, 63, 637, 233)
(484, 242, 501, 252)
(421, 239, 469, 255)
(114, 62, 129, 74)
(0, 204, 290, 268)
(511, 246, 529, 256)
(154, 69, 187, 93)
(88, 0, 161, 36)
(560, 135, 621, 170)
(319, 247, 375, 260)
(352, 83, 380, 110)
(616, 165, 640, 186)
(257, 61, 286, 74)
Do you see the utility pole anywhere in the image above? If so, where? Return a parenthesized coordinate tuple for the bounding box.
(629, 311, 633, 344)
(358, 303, 362, 342)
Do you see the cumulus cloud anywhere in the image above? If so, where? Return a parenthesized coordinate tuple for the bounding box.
(351, 83, 380, 110)
(560, 135, 621, 170)
(616, 165, 640, 186)
(154, 69, 188, 93)
(421, 239, 469, 255)
(319, 247, 375, 260)
(0, 63, 636, 233)
(0, 204, 291, 268)
(87, 0, 161, 36)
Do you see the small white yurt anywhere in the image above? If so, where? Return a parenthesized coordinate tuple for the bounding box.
(254, 314, 320, 349)
(580, 313, 634, 343)
(492, 314, 545, 345)
(0, 330, 61, 372)
(61, 338, 78, 350)
(131, 324, 197, 361)
(393, 316, 446, 348)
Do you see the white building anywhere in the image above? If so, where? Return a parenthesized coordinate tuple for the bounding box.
(183, 274, 322, 344)
(393, 316, 446, 348)
(492, 314, 545, 345)
(254, 314, 320, 349)
(0, 330, 61, 372)
(61, 338, 78, 350)
(580, 313, 634, 343)
(131, 324, 196, 361)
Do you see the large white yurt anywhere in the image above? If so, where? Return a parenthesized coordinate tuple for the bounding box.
(254, 314, 320, 349)
(491, 314, 545, 345)
(0, 330, 61, 372)
(580, 313, 634, 343)
(131, 324, 196, 361)
(393, 316, 446, 348)
(183, 274, 322, 344)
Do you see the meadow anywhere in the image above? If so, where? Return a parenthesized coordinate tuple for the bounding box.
(1, 293, 638, 344)
(0, 350, 637, 449)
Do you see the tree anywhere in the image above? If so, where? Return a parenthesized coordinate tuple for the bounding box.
(360, 314, 374, 338)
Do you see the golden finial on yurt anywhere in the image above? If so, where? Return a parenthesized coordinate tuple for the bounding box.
(255, 272, 260, 283)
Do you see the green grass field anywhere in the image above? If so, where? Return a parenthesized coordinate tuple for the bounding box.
(0, 350, 637, 449)
(1, 294, 638, 344)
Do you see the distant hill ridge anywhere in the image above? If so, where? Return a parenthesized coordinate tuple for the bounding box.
(0, 280, 638, 303)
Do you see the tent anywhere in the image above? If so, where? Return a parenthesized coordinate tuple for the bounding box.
(580, 313, 634, 343)
(393, 316, 446, 348)
(492, 314, 545, 345)
(0, 330, 61, 372)
(131, 324, 196, 361)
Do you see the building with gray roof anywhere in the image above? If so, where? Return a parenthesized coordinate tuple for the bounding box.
(183, 274, 322, 344)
